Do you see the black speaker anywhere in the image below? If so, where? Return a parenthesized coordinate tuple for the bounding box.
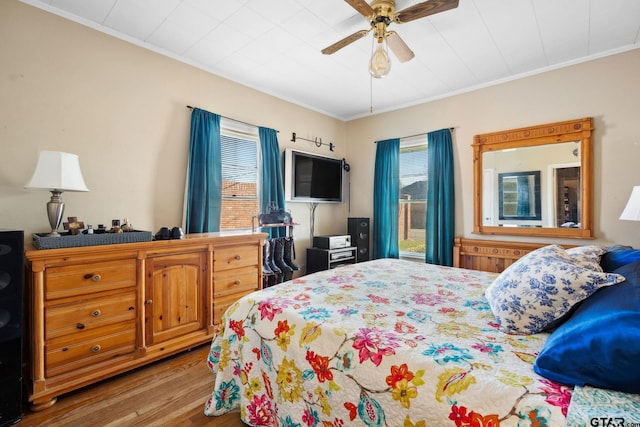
(0, 230, 24, 427)
(348, 218, 369, 262)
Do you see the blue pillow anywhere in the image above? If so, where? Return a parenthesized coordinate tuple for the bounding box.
(600, 248, 640, 272)
(534, 260, 640, 393)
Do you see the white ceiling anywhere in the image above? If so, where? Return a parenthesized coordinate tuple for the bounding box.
(22, 0, 640, 121)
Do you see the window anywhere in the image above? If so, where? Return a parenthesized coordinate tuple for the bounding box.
(220, 118, 260, 230)
(399, 136, 428, 256)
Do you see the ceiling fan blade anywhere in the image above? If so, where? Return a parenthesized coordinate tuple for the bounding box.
(344, 0, 376, 18)
(395, 0, 459, 23)
(387, 31, 415, 63)
(321, 29, 370, 55)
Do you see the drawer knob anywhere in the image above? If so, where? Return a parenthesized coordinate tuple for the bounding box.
(91, 345, 101, 353)
(92, 274, 102, 282)
(91, 310, 101, 317)
(146, 299, 153, 305)
(234, 280, 241, 286)
(235, 255, 241, 260)
(76, 323, 85, 330)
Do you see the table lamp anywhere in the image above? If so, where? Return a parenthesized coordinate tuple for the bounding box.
(25, 151, 89, 236)
(620, 186, 640, 222)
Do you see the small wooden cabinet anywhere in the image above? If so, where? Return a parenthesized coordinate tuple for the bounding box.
(24, 232, 265, 411)
(145, 251, 206, 346)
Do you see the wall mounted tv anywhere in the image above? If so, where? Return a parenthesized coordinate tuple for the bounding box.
(283, 148, 343, 203)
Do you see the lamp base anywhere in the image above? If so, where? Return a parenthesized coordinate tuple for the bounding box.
(46, 190, 65, 237)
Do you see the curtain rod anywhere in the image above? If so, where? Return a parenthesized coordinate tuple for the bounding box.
(374, 127, 455, 143)
(186, 105, 278, 133)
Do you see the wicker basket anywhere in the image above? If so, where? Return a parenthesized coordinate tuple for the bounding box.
(32, 230, 153, 250)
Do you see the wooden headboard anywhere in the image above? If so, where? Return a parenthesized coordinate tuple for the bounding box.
(453, 237, 567, 273)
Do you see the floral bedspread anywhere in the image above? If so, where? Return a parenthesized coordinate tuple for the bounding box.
(205, 258, 571, 426)
(566, 386, 640, 426)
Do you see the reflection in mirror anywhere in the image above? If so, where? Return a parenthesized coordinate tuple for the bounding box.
(498, 171, 541, 221)
(483, 143, 579, 227)
(473, 118, 594, 239)
(554, 166, 580, 227)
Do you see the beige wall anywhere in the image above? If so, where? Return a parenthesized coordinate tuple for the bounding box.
(2, 0, 640, 261)
(345, 49, 640, 247)
(0, 0, 348, 270)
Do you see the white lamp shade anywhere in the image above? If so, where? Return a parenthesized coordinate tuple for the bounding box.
(619, 186, 640, 221)
(25, 151, 89, 192)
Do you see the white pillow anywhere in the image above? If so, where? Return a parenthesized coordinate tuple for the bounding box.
(485, 245, 625, 335)
(566, 245, 607, 272)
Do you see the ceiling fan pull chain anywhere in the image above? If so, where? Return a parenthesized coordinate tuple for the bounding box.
(370, 37, 374, 113)
(370, 82, 373, 114)
(370, 63, 374, 114)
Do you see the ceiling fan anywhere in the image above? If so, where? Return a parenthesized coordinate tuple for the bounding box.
(322, 0, 459, 78)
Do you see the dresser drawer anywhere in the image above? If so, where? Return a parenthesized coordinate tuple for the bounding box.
(46, 259, 136, 300)
(213, 266, 259, 298)
(213, 292, 254, 325)
(213, 246, 258, 272)
(45, 320, 136, 377)
(46, 291, 137, 340)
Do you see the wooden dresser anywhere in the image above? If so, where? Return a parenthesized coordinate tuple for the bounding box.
(24, 231, 266, 411)
(453, 237, 559, 273)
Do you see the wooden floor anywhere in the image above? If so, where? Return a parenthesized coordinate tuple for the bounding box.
(18, 344, 247, 427)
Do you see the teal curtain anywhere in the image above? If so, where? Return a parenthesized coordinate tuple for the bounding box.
(426, 129, 455, 266)
(259, 127, 286, 238)
(373, 138, 400, 259)
(185, 108, 222, 233)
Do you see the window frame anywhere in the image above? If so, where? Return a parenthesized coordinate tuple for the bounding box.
(219, 118, 261, 231)
(398, 135, 428, 259)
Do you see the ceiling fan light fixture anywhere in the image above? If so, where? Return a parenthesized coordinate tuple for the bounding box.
(322, 0, 460, 73)
(369, 35, 391, 78)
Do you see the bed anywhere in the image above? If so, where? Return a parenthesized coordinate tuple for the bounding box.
(204, 241, 640, 426)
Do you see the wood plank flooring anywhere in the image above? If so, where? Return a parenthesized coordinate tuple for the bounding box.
(18, 344, 246, 427)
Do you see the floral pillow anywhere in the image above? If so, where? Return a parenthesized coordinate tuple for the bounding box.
(485, 245, 625, 335)
(566, 245, 607, 272)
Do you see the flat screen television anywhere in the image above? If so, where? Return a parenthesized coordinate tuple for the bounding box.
(283, 148, 343, 203)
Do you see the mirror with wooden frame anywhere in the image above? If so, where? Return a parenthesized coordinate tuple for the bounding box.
(473, 117, 594, 239)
